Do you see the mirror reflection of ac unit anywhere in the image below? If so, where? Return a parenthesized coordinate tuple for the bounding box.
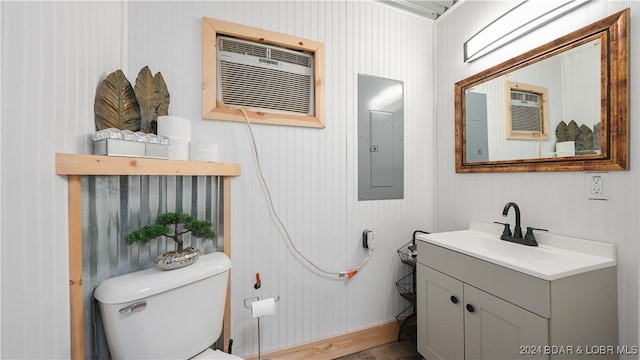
(510, 90, 542, 132)
(216, 36, 315, 116)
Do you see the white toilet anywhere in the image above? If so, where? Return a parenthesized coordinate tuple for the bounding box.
(94, 252, 243, 359)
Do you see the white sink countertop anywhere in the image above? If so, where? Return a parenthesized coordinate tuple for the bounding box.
(416, 221, 616, 281)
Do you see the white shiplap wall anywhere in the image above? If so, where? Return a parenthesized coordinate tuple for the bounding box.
(126, 2, 434, 356)
(434, 0, 639, 354)
(1, 1, 435, 358)
(1, 2, 126, 358)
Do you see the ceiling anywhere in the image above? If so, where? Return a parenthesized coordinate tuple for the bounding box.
(378, 0, 457, 20)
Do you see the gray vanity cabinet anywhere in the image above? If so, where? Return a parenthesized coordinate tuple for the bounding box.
(417, 263, 464, 359)
(416, 240, 618, 360)
(418, 264, 548, 360)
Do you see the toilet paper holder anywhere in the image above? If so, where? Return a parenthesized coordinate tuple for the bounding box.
(243, 296, 280, 309)
(244, 296, 280, 360)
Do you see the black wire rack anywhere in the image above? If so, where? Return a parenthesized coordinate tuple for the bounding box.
(397, 240, 418, 267)
(395, 230, 429, 341)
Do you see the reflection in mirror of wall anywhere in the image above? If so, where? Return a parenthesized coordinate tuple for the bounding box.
(465, 39, 598, 162)
(455, 9, 629, 173)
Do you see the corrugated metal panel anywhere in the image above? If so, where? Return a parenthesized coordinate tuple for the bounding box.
(81, 175, 222, 359)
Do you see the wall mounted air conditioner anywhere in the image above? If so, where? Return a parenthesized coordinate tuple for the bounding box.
(216, 36, 315, 116)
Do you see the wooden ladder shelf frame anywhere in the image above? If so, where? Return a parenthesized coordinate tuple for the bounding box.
(56, 153, 241, 359)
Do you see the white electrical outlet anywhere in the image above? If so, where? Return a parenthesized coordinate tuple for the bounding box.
(591, 176, 603, 194)
(585, 172, 609, 200)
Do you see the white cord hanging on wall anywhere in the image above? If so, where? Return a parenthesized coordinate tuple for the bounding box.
(235, 107, 373, 279)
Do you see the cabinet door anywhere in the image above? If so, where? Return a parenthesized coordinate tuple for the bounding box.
(417, 264, 464, 360)
(464, 284, 548, 360)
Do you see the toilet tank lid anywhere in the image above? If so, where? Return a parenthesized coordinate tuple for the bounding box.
(94, 252, 231, 304)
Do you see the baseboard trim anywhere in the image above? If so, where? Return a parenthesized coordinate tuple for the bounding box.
(245, 320, 399, 360)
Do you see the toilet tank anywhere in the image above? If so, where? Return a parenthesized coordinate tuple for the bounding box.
(94, 252, 231, 359)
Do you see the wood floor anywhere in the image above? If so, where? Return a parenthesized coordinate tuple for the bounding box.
(335, 337, 421, 360)
(335, 320, 421, 360)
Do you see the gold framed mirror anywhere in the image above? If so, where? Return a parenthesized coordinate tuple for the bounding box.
(455, 8, 629, 173)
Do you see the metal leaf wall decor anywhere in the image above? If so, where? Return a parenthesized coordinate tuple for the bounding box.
(153, 72, 170, 134)
(94, 66, 170, 134)
(134, 66, 160, 134)
(94, 70, 141, 131)
(155, 72, 170, 116)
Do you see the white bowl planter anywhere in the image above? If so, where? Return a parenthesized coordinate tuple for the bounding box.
(155, 247, 201, 270)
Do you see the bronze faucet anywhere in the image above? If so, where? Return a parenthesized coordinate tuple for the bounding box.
(495, 202, 545, 247)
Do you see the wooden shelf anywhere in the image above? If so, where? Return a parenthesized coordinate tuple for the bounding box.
(57, 152, 240, 359)
(56, 153, 241, 176)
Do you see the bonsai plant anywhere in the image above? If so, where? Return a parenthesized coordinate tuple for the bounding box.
(126, 212, 216, 270)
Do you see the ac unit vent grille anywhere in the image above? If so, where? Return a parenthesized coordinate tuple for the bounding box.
(217, 36, 314, 116)
(220, 39, 268, 58)
(270, 49, 312, 67)
(510, 90, 542, 132)
(219, 38, 311, 68)
(220, 61, 312, 114)
(511, 106, 542, 131)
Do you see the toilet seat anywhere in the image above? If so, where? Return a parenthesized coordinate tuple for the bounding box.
(191, 348, 244, 359)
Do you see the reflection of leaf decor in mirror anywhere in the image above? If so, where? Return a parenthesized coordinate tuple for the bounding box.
(455, 9, 629, 173)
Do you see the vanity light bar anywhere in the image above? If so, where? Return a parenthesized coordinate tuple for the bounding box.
(464, 0, 591, 63)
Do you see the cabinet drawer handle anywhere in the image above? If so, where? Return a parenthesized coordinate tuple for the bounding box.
(466, 304, 475, 313)
(450, 296, 458, 304)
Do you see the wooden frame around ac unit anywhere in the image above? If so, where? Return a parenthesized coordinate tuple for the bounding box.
(202, 17, 326, 128)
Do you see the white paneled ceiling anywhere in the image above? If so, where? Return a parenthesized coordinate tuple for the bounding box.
(378, 0, 457, 20)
